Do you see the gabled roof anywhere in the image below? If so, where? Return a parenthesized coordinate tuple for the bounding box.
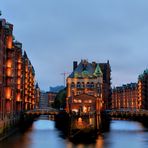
(93, 64, 103, 77)
(68, 60, 103, 78)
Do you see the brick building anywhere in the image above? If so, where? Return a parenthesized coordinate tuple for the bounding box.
(66, 60, 111, 114)
(0, 17, 39, 134)
(112, 83, 138, 110)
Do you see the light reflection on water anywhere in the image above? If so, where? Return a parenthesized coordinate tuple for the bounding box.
(0, 119, 148, 148)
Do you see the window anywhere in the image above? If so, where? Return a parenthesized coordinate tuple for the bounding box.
(71, 82, 75, 88)
(77, 82, 81, 88)
(86, 82, 90, 88)
(81, 82, 85, 88)
(90, 82, 94, 88)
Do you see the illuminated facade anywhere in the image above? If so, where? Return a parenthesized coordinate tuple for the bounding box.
(138, 69, 148, 110)
(66, 60, 105, 114)
(22, 51, 36, 111)
(0, 17, 38, 132)
(14, 41, 23, 112)
(112, 83, 138, 110)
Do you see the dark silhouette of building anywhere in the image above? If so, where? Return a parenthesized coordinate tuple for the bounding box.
(99, 60, 111, 109)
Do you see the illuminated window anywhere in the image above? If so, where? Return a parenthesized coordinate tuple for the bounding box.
(78, 100, 82, 103)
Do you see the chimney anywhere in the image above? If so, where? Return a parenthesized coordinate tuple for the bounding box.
(73, 61, 77, 71)
(92, 61, 97, 67)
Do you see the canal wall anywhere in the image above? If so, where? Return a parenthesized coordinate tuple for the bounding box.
(0, 114, 21, 141)
(55, 111, 111, 142)
(0, 113, 38, 141)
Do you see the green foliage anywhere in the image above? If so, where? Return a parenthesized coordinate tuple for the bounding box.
(52, 87, 66, 109)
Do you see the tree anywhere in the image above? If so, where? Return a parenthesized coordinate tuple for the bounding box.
(52, 87, 66, 109)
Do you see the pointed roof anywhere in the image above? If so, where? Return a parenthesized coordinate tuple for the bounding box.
(23, 50, 28, 59)
(35, 82, 39, 88)
(93, 64, 103, 77)
(68, 60, 103, 78)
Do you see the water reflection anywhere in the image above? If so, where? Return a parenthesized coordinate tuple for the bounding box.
(0, 119, 147, 148)
(102, 120, 148, 148)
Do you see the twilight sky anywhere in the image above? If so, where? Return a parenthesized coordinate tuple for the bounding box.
(1, 0, 148, 90)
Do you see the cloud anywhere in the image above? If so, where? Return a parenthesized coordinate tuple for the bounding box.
(1, 0, 148, 90)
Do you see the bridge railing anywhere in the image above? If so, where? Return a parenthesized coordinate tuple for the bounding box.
(25, 108, 59, 115)
(106, 109, 148, 116)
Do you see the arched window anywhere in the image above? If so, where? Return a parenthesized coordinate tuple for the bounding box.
(71, 82, 75, 88)
(81, 82, 85, 88)
(77, 82, 81, 88)
(90, 82, 94, 88)
(86, 82, 90, 88)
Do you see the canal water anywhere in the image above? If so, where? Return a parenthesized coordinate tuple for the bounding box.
(0, 117, 148, 148)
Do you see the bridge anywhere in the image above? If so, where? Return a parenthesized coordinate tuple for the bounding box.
(106, 109, 148, 118)
(25, 107, 59, 115)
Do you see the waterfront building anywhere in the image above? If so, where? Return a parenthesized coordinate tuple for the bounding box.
(112, 83, 138, 110)
(66, 59, 111, 114)
(22, 51, 36, 111)
(0, 17, 37, 135)
(14, 41, 23, 113)
(138, 69, 148, 110)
